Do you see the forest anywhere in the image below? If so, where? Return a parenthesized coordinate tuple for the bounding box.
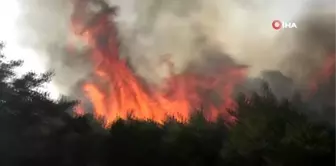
(0, 42, 334, 166)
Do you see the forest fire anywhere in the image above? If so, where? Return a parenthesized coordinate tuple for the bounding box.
(309, 54, 335, 96)
(70, 0, 247, 125)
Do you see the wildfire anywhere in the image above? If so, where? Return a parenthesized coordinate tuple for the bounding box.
(69, 0, 246, 125)
(309, 54, 335, 96)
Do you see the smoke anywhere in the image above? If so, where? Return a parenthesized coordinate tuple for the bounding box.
(117, 0, 262, 83)
(14, 0, 335, 100)
(15, 0, 92, 97)
(117, 0, 287, 78)
(271, 0, 335, 103)
(114, 0, 335, 99)
(278, 7, 335, 85)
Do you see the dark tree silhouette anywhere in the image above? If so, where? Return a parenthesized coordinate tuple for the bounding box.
(223, 85, 335, 166)
(0, 43, 78, 165)
(0, 43, 334, 166)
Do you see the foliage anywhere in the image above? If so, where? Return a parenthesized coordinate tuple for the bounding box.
(0, 44, 334, 166)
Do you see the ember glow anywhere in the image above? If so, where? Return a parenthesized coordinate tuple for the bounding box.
(70, 0, 247, 125)
(309, 54, 335, 96)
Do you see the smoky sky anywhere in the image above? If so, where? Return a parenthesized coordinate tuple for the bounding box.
(13, 0, 335, 101)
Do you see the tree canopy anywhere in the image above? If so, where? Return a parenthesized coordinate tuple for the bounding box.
(0, 44, 334, 166)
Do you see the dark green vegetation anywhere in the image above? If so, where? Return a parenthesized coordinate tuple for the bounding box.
(0, 44, 334, 166)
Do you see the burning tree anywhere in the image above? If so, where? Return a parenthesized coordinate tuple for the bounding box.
(70, 0, 248, 126)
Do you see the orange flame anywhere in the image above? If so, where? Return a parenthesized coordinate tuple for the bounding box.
(70, 1, 247, 125)
(309, 54, 335, 96)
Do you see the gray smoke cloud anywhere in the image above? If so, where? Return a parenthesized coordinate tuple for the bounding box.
(15, 0, 92, 97)
(14, 0, 335, 102)
(272, 2, 335, 102)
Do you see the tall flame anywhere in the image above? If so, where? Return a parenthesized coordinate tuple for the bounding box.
(70, 0, 247, 125)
